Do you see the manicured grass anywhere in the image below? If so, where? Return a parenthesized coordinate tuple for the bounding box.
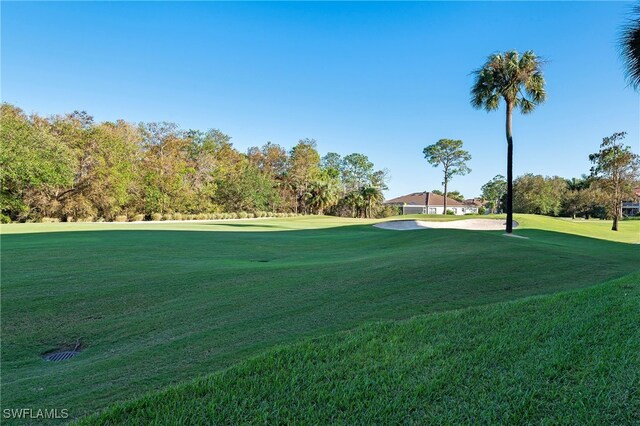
(80, 273, 640, 425)
(1, 215, 638, 421)
(4, 213, 639, 243)
(0, 215, 371, 235)
(399, 213, 640, 244)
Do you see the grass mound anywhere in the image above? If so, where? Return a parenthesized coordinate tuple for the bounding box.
(2, 215, 638, 419)
(81, 273, 640, 424)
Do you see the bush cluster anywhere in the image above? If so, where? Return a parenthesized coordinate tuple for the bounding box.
(26, 211, 307, 223)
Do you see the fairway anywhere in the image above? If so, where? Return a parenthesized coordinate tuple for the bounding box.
(1, 215, 639, 421)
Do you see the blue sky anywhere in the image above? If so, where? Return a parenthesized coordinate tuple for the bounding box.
(2, 1, 638, 198)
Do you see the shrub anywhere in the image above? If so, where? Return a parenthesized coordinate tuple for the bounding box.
(133, 214, 145, 222)
(163, 213, 173, 221)
(374, 205, 398, 218)
(151, 213, 162, 221)
(478, 206, 487, 215)
(445, 209, 455, 215)
(228, 212, 238, 219)
(41, 217, 60, 223)
(173, 213, 183, 221)
(0, 214, 10, 224)
(115, 215, 128, 222)
(66, 216, 75, 222)
(78, 216, 95, 222)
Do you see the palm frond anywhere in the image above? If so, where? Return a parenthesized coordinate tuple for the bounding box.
(470, 49, 546, 112)
(621, 3, 640, 90)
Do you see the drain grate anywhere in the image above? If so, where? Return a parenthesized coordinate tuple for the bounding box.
(44, 351, 80, 362)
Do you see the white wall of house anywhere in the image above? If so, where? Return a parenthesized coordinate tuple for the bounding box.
(431, 206, 476, 215)
(397, 205, 479, 215)
(404, 206, 477, 215)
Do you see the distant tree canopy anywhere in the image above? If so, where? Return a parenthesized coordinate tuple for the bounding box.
(481, 175, 507, 213)
(513, 174, 567, 216)
(0, 103, 389, 222)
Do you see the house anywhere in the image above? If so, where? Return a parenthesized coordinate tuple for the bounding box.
(463, 198, 490, 214)
(622, 187, 640, 217)
(384, 191, 478, 215)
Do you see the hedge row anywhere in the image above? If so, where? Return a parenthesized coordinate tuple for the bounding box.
(38, 212, 306, 223)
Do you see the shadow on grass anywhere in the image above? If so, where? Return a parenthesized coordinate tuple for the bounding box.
(203, 223, 290, 229)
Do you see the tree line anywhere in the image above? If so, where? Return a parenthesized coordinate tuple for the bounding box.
(479, 131, 639, 229)
(421, 131, 639, 228)
(0, 103, 391, 223)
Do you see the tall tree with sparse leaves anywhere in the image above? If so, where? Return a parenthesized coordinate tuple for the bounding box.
(422, 139, 471, 214)
(471, 50, 546, 233)
(589, 132, 640, 231)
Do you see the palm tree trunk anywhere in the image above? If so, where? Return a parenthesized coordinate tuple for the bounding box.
(443, 178, 448, 215)
(505, 102, 514, 233)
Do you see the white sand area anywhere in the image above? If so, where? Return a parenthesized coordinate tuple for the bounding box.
(374, 219, 518, 231)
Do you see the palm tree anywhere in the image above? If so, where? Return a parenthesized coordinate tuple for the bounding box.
(471, 50, 547, 233)
(306, 180, 338, 215)
(621, 3, 640, 91)
(360, 186, 384, 218)
(344, 191, 364, 218)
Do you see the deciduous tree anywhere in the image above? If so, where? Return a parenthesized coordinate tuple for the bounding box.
(481, 175, 507, 213)
(589, 132, 640, 230)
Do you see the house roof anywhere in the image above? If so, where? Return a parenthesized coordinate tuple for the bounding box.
(384, 191, 466, 207)
(464, 198, 485, 207)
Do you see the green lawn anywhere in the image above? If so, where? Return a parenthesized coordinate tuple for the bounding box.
(1, 215, 638, 422)
(81, 273, 640, 425)
(399, 213, 640, 244)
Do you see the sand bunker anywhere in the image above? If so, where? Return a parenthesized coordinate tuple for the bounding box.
(374, 219, 518, 231)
